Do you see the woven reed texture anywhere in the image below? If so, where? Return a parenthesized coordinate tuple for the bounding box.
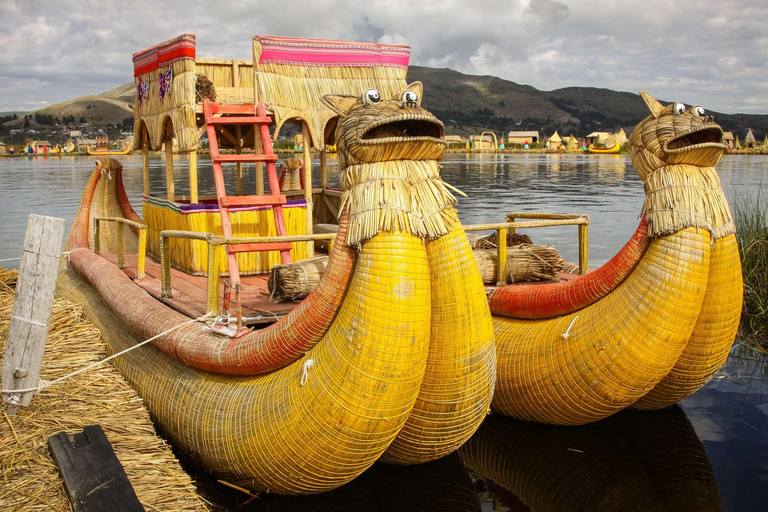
(268, 256, 328, 301)
(280, 157, 303, 191)
(59, 229, 431, 494)
(143, 199, 308, 276)
(492, 227, 711, 425)
(1, 272, 207, 511)
(313, 223, 339, 252)
(70, 162, 360, 376)
(634, 233, 743, 408)
(489, 221, 649, 319)
(459, 407, 720, 511)
(473, 245, 565, 284)
(253, 37, 408, 149)
(381, 220, 495, 464)
(194, 73, 216, 102)
(133, 58, 198, 152)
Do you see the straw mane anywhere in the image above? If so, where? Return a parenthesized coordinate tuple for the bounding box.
(629, 91, 734, 239)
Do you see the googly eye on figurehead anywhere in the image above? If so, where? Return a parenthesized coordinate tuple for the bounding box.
(364, 89, 381, 106)
(402, 90, 418, 105)
(693, 106, 705, 117)
(674, 102, 686, 115)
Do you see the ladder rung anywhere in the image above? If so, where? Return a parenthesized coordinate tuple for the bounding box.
(220, 194, 287, 208)
(210, 104, 255, 115)
(214, 154, 278, 164)
(207, 116, 272, 125)
(228, 242, 293, 254)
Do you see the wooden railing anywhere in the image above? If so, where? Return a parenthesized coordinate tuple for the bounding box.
(93, 217, 148, 280)
(158, 230, 337, 316)
(463, 212, 589, 285)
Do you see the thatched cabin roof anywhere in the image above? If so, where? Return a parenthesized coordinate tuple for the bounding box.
(547, 131, 562, 143)
(745, 128, 757, 144)
(252, 36, 411, 150)
(722, 131, 734, 141)
(508, 130, 540, 139)
(444, 135, 466, 143)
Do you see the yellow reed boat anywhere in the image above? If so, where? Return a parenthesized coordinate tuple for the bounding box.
(587, 141, 621, 153)
(86, 142, 132, 155)
(56, 34, 494, 494)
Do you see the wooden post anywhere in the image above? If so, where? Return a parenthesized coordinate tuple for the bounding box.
(236, 125, 243, 196)
(2, 215, 65, 414)
(206, 244, 221, 316)
(142, 140, 150, 197)
(320, 146, 327, 191)
(496, 228, 507, 287)
(578, 224, 589, 275)
(116, 222, 125, 269)
(159, 236, 172, 298)
(93, 219, 101, 254)
(137, 228, 147, 280)
(302, 122, 314, 257)
(189, 150, 199, 204)
(165, 141, 175, 202)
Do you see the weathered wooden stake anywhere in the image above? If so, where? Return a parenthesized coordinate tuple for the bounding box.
(2, 214, 65, 414)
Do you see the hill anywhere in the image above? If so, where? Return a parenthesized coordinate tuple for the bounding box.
(407, 66, 768, 139)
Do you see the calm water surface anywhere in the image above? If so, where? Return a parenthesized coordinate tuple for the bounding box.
(0, 154, 766, 510)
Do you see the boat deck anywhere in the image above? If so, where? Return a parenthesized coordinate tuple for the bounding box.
(101, 254, 300, 325)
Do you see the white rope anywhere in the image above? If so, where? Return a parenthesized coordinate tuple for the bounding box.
(1, 314, 213, 396)
(0, 251, 72, 264)
(562, 315, 579, 340)
(299, 358, 314, 386)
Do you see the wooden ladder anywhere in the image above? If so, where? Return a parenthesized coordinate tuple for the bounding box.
(203, 99, 292, 337)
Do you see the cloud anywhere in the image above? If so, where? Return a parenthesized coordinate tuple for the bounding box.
(0, 0, 766, 114)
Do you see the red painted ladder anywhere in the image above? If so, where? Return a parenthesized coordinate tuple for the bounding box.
(203, 99, 292, 336)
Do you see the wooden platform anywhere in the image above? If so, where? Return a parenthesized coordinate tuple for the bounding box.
(102, 254, 300, 325)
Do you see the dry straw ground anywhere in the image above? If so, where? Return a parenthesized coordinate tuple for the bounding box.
(0, 268, 208, 511)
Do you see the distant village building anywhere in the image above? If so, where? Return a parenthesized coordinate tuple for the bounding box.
(547, 131, 562, 148)
(470, 134, 496, 149)
(585, 131, 611, 146)
(444, 135, 466, 147)
(31, 140, 53, 151)
(722, 132, 734, 147)
(566, 135, 580, 149)
(508, 130, 540, 145)
(0, 141, 7, 155)
(744, 128, 757, 148)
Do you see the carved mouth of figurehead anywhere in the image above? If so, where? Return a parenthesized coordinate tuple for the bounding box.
(664, 124, 726, 154)
(359, 114, 445, 145)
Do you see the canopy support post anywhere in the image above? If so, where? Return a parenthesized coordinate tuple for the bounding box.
(236, 126, 243, 196)
(302, 121, 314, 257)
(165, 140, 175, 202)
(320, 146, 327, 191)
(189, 150, 198, 204)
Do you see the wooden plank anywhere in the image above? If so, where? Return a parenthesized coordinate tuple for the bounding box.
(48, 425, 144, 512)
(2, 215, 65, 413)
(220, 194, 286, 208)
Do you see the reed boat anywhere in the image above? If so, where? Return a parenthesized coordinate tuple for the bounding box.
(587, 141, 621, 153)
(488, 92, 742, 425)
(57, 34, 495, 494)
(86, 142, 132, 155)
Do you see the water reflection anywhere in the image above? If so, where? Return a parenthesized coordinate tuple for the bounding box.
(461, 407, 720, 512)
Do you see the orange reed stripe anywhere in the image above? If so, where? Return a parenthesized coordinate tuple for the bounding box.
(489, 220, 649, 320)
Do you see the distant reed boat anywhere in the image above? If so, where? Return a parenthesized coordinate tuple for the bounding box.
(587, 141, 621, 153)
(86, 142, 131, 155)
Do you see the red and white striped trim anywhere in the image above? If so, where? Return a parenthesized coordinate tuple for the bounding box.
(256, 36, 410, 69)
(133, 34, 196, 77)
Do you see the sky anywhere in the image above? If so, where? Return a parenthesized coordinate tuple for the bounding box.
(1, 0, 767, 114)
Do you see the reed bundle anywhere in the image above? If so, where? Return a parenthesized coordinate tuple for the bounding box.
(339, 160, 457, 247)
(470, 231, 532, 249)
(194, 73, 216, 102)
(195, 60, 254, 90)
(253, 37, 407, 149)
(133, 58, 198, 151)
(0, 270, 207, 511)
(143, 198, 308, 276)
(474, 245, 565, 284)
(268, 256, 328, 301)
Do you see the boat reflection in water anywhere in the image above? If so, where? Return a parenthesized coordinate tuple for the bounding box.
(204, 405, 718, 511)
(460, 406, 721, 512)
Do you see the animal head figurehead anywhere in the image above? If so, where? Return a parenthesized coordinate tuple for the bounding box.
(629, 91, 727, 181)
(321, 82, 446, 168)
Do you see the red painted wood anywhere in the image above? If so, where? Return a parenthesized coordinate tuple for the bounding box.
(210, 103, 255, 114)
(220, 194, 287, 208)
(206, 116, 272, 125)
(229, 242, 293, 254)
(213, 154, 278, 164)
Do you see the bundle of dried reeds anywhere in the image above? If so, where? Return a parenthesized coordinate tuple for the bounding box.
(470, 231, 532, 249)
(268, 256, 329, 301)
(473, 245, 566, 284)
(195, 73, 216, 102)
(0, 269, 207, 511)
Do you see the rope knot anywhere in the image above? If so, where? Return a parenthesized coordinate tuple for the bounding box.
(299, 358, 315, 387)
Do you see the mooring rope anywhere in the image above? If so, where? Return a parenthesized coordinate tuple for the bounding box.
(1, 313, 214, 397)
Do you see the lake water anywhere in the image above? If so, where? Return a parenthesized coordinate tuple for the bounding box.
(0, 153, 766, 510)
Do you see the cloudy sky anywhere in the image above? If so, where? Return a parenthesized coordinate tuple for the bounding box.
(1, 0, 767, 114)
